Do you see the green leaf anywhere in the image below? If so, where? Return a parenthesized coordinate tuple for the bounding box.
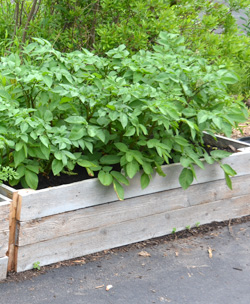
(44, 110, 53, 122)
(69, 128, 85, 140)
(180, 157, 192, 168)
(210, 150, 232, 159)
(98, 170, 113, 186)
(124, 127, 136, 137)
(100, 155, 120, 165)
(179, 168, 193, 190)
(115, 142, 128, 152)
(86, 168, 94, 177)
(26, 165, 39, 174)
(220, 164, 237, 176)
(52, 159, 64, 175)
(15, 142, 23, 152)
(111, 171, 129, 186)
(120, 113, 128, 128)
(43, 75, 53, 88)
(204, 152, 214, 164)
(174, 136, 189, 146)
(125, 152, 133, 162)
(221, 72, 239, 84)
(155, 163, 166, 177)
(65, 116, 87, 124)
(14, 148, 26, 167)
(142, 162, 153, 175)
(40, 145, 50, 159)
(225, 173, 232, 190)
(25, 169, 38, 189)
(113, 180, 124, 200)
(140, 173, 150, 190)
(198, 111, 209, 124)
(77, 159, 96, 168)
(40, 135, 49, 148)
(126, 161, 139, 179)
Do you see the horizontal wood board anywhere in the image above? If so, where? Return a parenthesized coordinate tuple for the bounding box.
(16, 151, 250, 221)
(0, 184, 15, 199)
(16, 193, 250, 272)
(18, 175, 250, 246)
(0, 257, 8, 281)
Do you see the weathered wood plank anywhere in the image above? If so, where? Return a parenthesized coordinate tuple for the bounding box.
(18, 174, 250, 246)
(7, 192, 22, 272)
(0, 201, 10, 259)
(0, 184, 15, 199)
(17, 151, 250, 221)
(0, 230, 9, 257)
(0, 201, 10, 232)
(16, 194, 250, 272)
(0, 256, 8, 281)
(0, 194, 11, 202)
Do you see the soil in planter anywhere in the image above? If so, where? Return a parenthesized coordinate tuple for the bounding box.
(13, 163, 122, 190)
(9, 121, 249, 190)
(10, 142, 239, 190)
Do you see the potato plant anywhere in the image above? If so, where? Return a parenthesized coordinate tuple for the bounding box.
(0, 33, 247, 198)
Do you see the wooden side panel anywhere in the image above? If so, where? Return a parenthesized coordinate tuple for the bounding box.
(0, 257, 8, 281)
(18, 175, 250, 246)
(17, 151, 250, 221)
(0, 201, 10, 257)
(16, 194, 250, 272)
(0, 184, 15, 199)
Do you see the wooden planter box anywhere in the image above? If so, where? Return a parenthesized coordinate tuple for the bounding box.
(0, 135, 250, 278)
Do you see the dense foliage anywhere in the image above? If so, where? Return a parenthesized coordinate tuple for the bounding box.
(0, 33, 247, 197)
(0, 0, 250, 98)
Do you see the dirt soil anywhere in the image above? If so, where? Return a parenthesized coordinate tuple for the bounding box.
(4, 215, 250, 283)
(231, 118, 250, 139)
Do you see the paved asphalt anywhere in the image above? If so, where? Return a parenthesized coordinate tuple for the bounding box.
(0, 220, 250, 304)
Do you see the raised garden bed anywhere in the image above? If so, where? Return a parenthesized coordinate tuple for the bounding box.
(0, 135, 250, 279)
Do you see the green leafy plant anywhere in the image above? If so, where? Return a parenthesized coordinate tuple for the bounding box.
(0, 165, 18, 185)
(172, 227, 177, 234)
(33, 261, 41, 270)
(195, 222, 200, 228)
(185, 225, 191, 230)
(0, 33, 247, 198)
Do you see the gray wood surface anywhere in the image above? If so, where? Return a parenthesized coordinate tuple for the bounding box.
(16, 151, 250, 221)
(0, 201, 10, 258)
(0, 201, 10, 230)
(0, 184, 15, 199)
(0, 256, 8, 281)
(16, 193, 250, 272)
(18, 175, 250, 246)
(0, 230, 9, 257)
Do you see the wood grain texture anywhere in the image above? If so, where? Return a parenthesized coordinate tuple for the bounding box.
(0, 230, 9, 257)
(17, 151, 250, 221)
(16, 194, 250, 272)
(0, 256, 8, 281)
(18, 174, 250, 246)
(0, 184, 15, 199)
(0, 201, 10, 232)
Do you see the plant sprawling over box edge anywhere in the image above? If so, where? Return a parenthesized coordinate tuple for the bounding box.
(0, 33, 247, 199)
